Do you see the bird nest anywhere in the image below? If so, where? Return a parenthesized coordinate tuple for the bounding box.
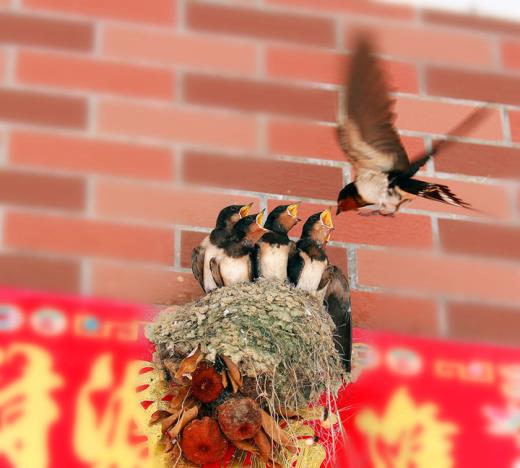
(145, 279, 348, 466)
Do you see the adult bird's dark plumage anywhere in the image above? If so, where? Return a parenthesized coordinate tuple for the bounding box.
(210, 211, 268, 288)
(255, 203, 300, 281)
(336, 36, 476, 216)
(192, 203, 253, 293)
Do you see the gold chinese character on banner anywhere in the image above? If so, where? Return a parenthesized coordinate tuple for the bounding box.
(356, 387, 458, 468)
(74, 353, 149, 468)
(0, 344, 63, 468)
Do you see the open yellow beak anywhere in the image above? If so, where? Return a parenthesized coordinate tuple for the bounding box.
(239, 202, 254, 218)
(320, 207, 334, 230)
(256, 209, 266, 228)
(287, 202, 301, 219)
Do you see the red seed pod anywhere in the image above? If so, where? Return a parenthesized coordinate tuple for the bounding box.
(179, 417, 229, 465)
(217, 397, 262, 441)
(191, 362, 223, 403)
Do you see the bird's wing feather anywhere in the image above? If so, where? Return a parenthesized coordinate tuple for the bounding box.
(323, 266, 352, 372)
(338, 36, 409, 174)
(287, 249, 304, 287)
(209, 257, 225, 288)
(191, 246, 205, 291)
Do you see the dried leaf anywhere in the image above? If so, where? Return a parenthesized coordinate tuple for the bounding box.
(253, 429, 273, 463)
(232, 439, 260, 457)
(161, 408, 182, 432)
(260, 410, 296, 453)
(168, 405, 199, 440)
(221, 369, 228, 389)
(169, 385, 190, 411)
(149, 410, 171, 426)
(174, 346, 202, 381)
(223, 355, 243, 387)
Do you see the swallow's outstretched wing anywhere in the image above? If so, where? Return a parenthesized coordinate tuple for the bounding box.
(338, 36, 409, 174)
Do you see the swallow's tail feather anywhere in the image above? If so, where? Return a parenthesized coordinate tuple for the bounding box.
(399, 178, 472, 209)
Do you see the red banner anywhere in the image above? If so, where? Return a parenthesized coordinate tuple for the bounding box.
(0, 288, 519, 467)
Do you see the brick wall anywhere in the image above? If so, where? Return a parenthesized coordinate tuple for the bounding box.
(0, 0, 519, 346)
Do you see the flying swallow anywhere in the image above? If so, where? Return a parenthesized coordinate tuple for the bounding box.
(336, 36, 475, 216)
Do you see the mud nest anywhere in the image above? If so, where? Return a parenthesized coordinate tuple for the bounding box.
(148, 279, 346, 410)
(145, 279, 347, 466)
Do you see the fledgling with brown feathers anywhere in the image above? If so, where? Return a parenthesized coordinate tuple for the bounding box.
(336, 35, 479, 216)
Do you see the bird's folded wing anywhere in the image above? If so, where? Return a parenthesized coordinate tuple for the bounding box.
(338, 36, 409, 174)
(191, 246, 205, 291)
(209, 257, 225, 288)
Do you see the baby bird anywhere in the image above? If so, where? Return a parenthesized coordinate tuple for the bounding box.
(255, 203, 300, 281)
(210, 211, 268, 288)
(289, 208, 352, 371)
(288, 208, 334, 294)
(192, 203, 253, 293)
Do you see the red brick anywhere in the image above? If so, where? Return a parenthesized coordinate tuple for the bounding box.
(0, 50, 7, 83)
(267, 200, 433, 249)
(325, 245, 348, 276)
(5, 211, 174, 264)
(267, 0, 413, 20)
(183, 151, 343, 200)
(98, 100, 257, 151)
(502, 40, 520, 71)
(345, 23, 493, 67)
(0, 252, 80, 293)
(91, 262, 200, 304)
(351, 291, 438, 337)
(395, 98, 502, 140)
(426, 66, 520, 106)
(102, 25, 256, 74)
(184, 74, 336, 122)
(268, 121, 345, 161)
(0, 169, 84, 211)
(0, 89, 86, 128)
(266, 47, 418, 93)
(410, 177, 510, 221)
(94, 180, 260, 228)
(423, 9, 520, 36)
(434, 141, 520, 180)
(186, 2, 335, 47)
(357, 249, 520, 303)
(181, 230, 207, 269)
(9, 131, 174, 181)
(439, 219, 520, 261)
(447, 302, 520, 346)
(509, 111, 520, 143)
(0, 12, 93, 51)
(17, 51, 174, 100)
(268, 120, 424, 162)
(23, 0, 175, 25)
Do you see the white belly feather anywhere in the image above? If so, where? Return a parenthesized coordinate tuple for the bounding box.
(203, 239, 222, 292)
(219, 255, 250, 286)
(297, 252, 327, 292)
(259, 243, 290, 280)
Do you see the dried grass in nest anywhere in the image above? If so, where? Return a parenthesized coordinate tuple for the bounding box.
(147, 278, 346, 412)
